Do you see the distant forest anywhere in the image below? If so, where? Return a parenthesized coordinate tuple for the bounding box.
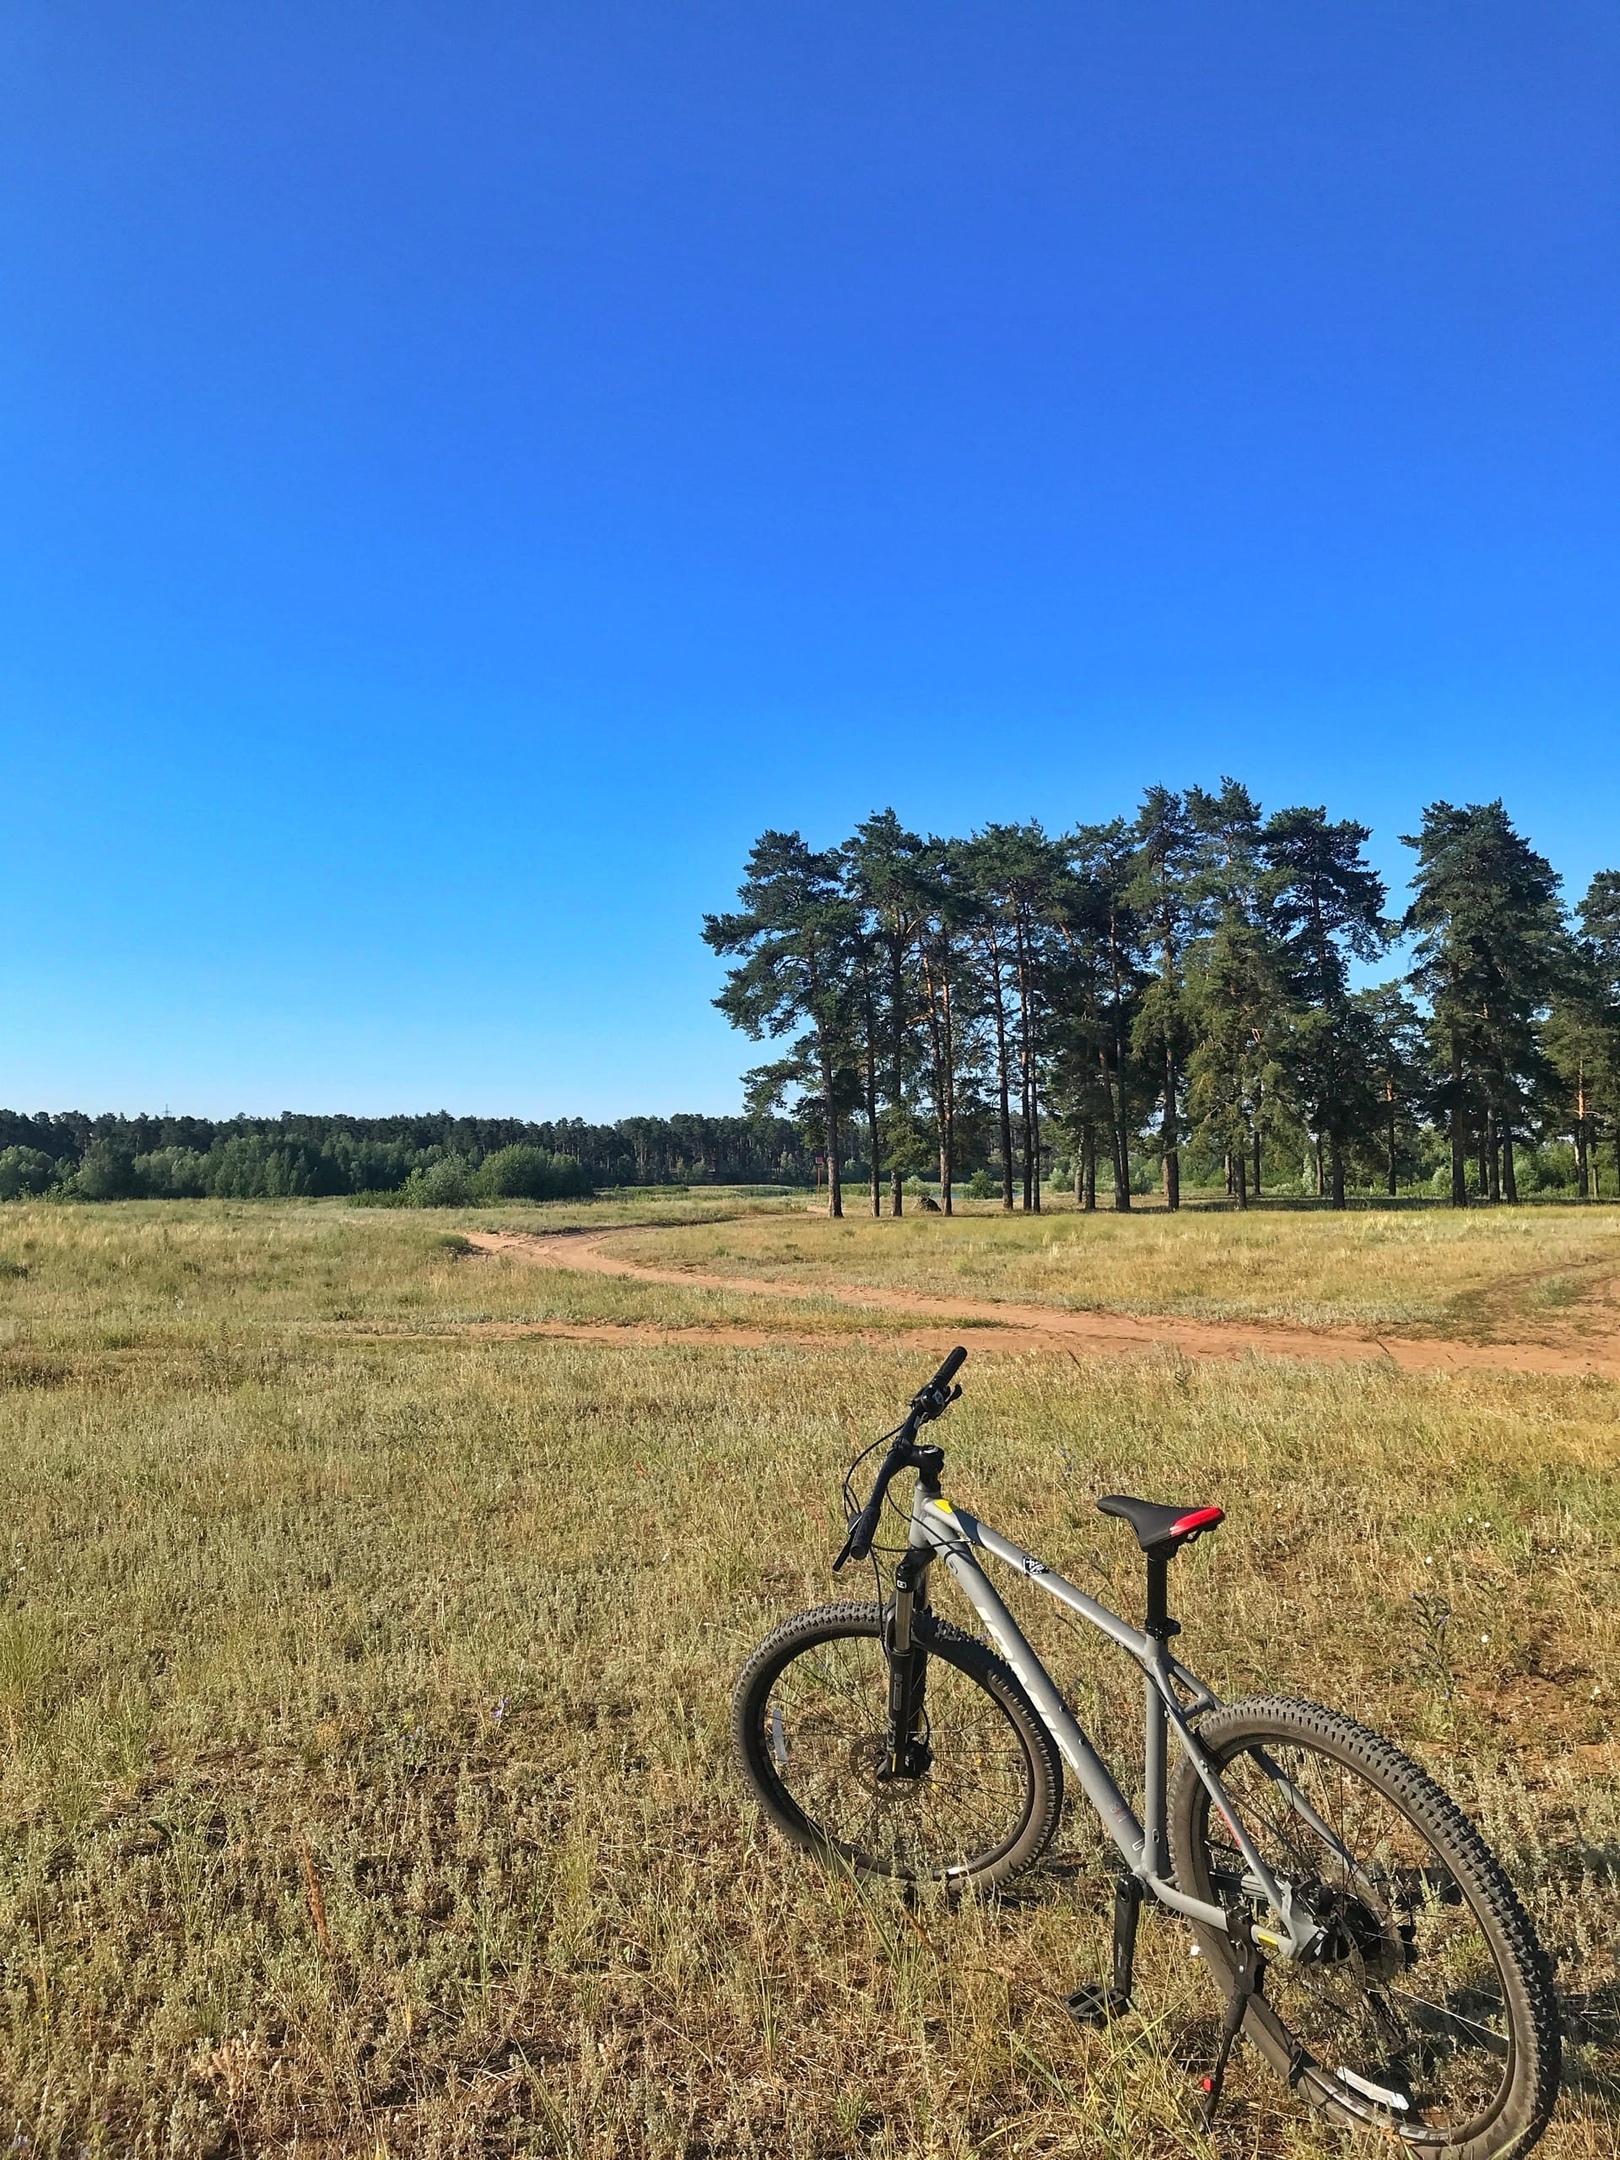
(0, 1111, 811, 1205)
(705, 787, 1620, 1213)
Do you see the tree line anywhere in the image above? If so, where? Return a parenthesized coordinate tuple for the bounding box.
(0, 1110, 814, 1204)
(704, 789, 1620, 1215)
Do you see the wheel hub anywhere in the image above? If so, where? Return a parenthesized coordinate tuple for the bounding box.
(849, 1733, 933, 1785)
(1297, 1882, 1407, 1982)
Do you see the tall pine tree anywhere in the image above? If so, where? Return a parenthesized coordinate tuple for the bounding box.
(703, 833, 860, 1218)
(1403, 802, 1566, 1207)
(1262, 807, 1388, 1208)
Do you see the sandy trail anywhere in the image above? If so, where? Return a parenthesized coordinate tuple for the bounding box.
(464, 1228, 1620, 1379)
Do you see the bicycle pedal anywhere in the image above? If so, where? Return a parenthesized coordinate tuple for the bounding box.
(1064, 1984, 1131, 2027)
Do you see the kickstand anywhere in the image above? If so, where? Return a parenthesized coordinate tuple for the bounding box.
(1065, 1874, 1142, 2026)
(1200, 1924, 1265, 2130)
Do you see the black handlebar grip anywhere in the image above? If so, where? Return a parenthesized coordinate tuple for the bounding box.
(836, 1490, 886, 1570)
(925, 1345, 967, 1396)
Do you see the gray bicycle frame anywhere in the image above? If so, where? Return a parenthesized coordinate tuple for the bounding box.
(899, 1485, 1329, 1961)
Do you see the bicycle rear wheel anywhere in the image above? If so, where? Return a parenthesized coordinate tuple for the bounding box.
(732, 1600, 1062, 1891)
(1170, 1697, 1560, 2160)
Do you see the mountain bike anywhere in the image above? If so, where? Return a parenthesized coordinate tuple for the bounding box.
(732, 1348, 1561, 2156)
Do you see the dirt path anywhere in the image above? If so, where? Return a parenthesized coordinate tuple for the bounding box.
(464, 1229, 1620, 1379)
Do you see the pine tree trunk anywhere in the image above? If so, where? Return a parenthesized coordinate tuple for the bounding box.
(1449, 1040, 1468, 1207)
(1252, 1078, 1263, 1198)
(889, 929, 908, 1219)
(1387, 1097, 1398, 1197)
(1099, 1049, 1131, 1211)
(866, 1050, 882, 1218)
(1314, 1134, 1324, 1198)
(1485, 1108, 1500, 1204)
(1329, 1135, 1345, 1210)
(1502, 1132, 1518, 1204)
(1162, 1051, 1180, 1211)
(1234, 1147, 1248, 1210)
(940, 979, 955, 1216)
(1028, 1069, 1042, 1213)
(991, 967, 1015, 1212)
(1082, 1123, 1096, 1211)
(825, 1084, 843, 1219)
(1022, 1062, 1035, 1212)
(1575, 1120, 1589, 1201)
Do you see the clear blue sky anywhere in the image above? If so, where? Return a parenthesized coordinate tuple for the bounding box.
(2, 4, 1615, 1119)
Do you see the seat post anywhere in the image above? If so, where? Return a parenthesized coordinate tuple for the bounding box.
(1144, 1552, 1177, 1640)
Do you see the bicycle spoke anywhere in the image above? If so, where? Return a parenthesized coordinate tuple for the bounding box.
(760, 1628, 1035, 1879)
(1193, 1735, 1515, 2135)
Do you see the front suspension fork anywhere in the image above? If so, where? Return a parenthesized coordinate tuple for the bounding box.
(883, 1550, 932, 1777)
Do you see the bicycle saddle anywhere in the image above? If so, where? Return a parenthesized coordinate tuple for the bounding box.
(1097, 1494, 1224, 1558)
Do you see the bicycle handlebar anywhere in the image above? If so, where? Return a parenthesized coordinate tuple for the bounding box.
(922, 1344, 967, 1399)
(832, 1347, 966, 1571)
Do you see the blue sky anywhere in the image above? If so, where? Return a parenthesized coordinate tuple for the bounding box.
(2, 4, 1615, 1118)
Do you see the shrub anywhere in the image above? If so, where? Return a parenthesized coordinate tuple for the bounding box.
(134, 1147, 209, 1198)
(477, 1146, 593, 1201)
(399, 1154, 480, 1207)
(964, 1168, 999, 1200)
(0, 1146, 57, 1200)
(203, 1136, 350, 1199)
(66, 1140, 141, 1201)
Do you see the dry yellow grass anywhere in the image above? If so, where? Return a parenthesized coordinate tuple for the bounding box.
(0, 1199, 1615, 2156)
(613, 1200, 1620, 1338)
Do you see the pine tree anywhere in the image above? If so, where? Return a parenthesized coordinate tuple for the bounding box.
(843, 811, 930, 1216)
(913, 840, 977, 1214)
(1354, 982, 1427, 1196)
(1403, 803, 1567, 1207)
(703, 833, 860, 1218)
(1186, 918, 1277, 1208)
(1063, 822, 1147, 1210)
(1560, 871, 1620, 1197)
(1186, 780, 1274, 1201)
(1262, 806, 1389, 1208)
(961, 825, 1064, 1210)
(1128, 788, 1200, 1210)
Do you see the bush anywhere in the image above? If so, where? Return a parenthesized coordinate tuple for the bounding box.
(135, 1147, 209, 1198)
(398, 1154, 481, 1207)
(66, 1140, 141, 1201)
(203, 1135, 350, 1199)
(477, 1145, 593, 1201)
(0, 1146, 57, 1200)
(964, 1168, 999, 1200)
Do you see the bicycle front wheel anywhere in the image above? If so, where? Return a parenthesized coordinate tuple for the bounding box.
(732, 1600, 1062, 1891)
(1170, 1697, 1560, 2160)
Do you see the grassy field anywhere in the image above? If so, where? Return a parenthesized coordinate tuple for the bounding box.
(1, 1198, 1616, 2156)
(612, 1200, 1620, 1339)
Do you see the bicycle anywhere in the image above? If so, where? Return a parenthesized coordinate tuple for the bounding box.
(732, 1348, 1561, 2156)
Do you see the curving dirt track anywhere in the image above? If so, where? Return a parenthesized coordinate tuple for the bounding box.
(464, 1228, 1620, 1379)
